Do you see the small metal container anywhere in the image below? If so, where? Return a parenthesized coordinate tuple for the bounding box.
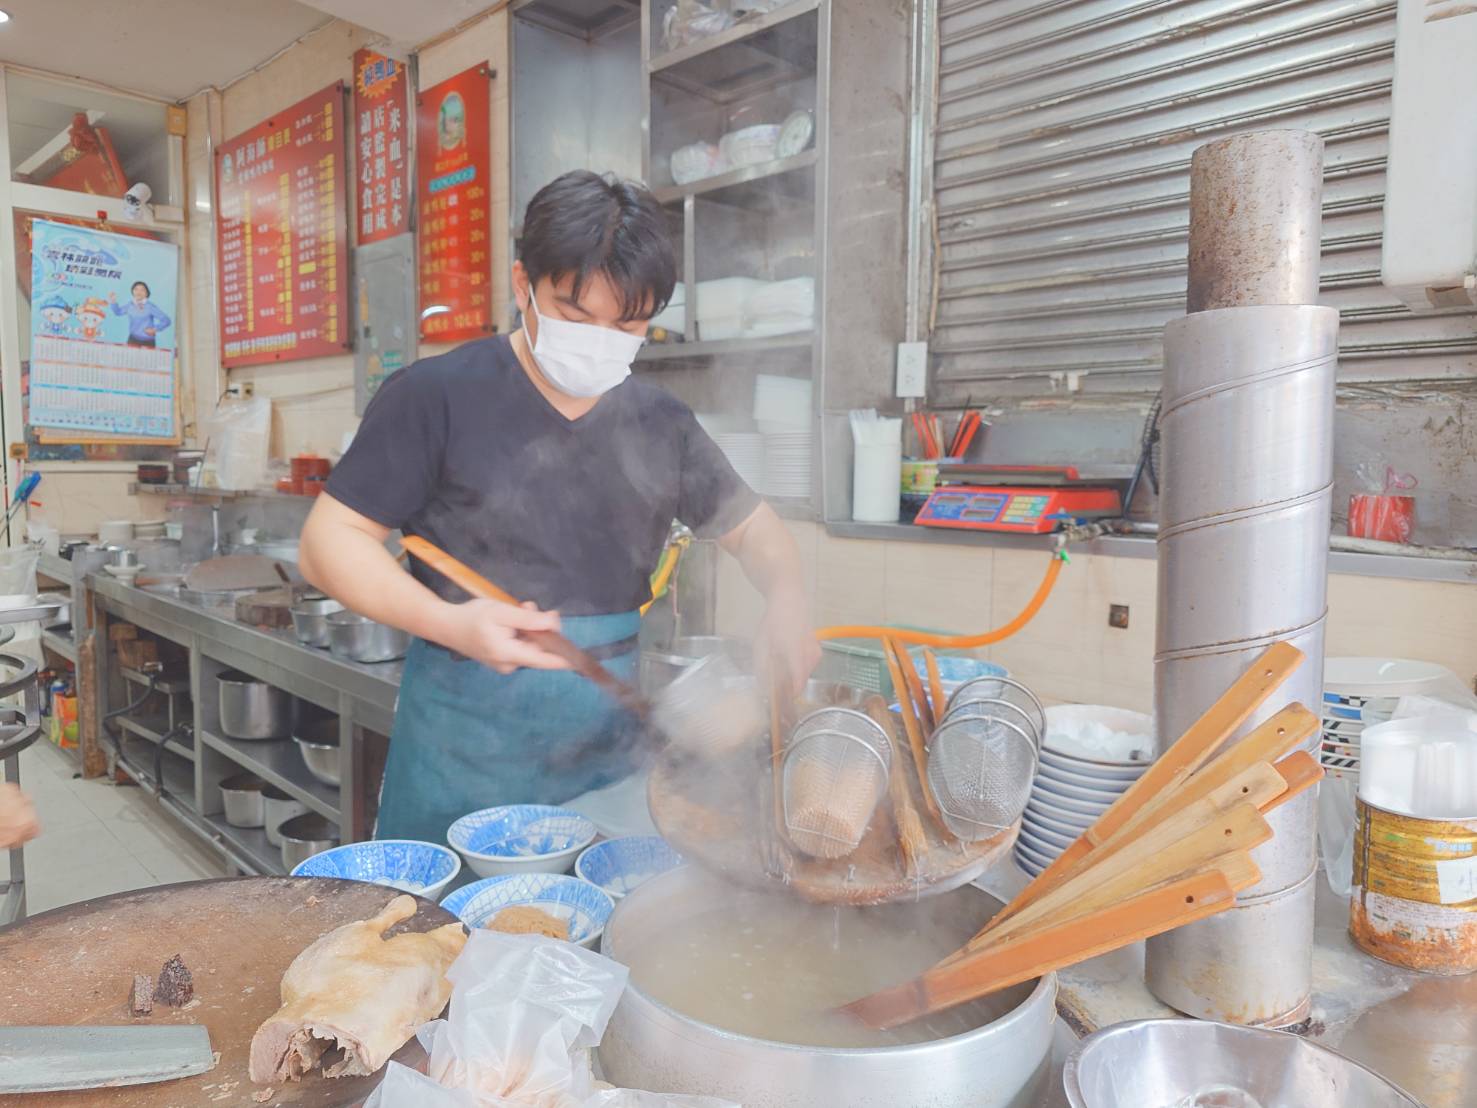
(262, 785, 308, 847)
(327, 611, 409, 663)
(640, 636, 748, 692)
(218, 670, 292, 740)
(290, 594, 344, 649)
(293, 716, 341, 788)
(1063, 1018, 1422, 1107)
(219, 772, 267, 828)
(278, 812, 339, 871)
(107, 547, 140, 570)
(1352, 796, 1477, 974)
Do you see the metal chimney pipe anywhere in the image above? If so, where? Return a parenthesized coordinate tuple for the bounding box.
(1147, 130, 1335, 1027)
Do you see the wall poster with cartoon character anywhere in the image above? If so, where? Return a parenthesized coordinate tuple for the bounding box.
(416, 63, 493, 344)
(28, 218, 180, 439)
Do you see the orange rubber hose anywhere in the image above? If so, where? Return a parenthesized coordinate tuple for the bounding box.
(816, 551, 1066, 648)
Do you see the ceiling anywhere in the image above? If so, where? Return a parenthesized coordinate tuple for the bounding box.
(0, 0, 491, 103)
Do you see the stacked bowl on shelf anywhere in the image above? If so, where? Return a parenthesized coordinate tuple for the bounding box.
(1017, 705, 1154, 877)
(755, 374, 812, 499)
(711, 431, 764, 490)
(1319, 658, 1452, 781)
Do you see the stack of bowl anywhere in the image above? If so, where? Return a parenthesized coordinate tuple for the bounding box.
(1018, 705, 1154, 877)
(1319, 658, 1451, 782)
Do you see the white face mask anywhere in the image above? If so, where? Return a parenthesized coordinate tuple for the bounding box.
(522, 287, 645, 398)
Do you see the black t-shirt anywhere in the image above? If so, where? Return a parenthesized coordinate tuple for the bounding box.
(326, 336, 759, 616)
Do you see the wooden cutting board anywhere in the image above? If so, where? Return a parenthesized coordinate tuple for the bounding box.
(0, 877, 455, 1107)
(184, 556, 288, 594)
(648, 744, 1017, 906)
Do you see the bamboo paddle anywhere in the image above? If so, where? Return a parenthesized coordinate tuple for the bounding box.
(924, 649, 947, 729)
(882, 638, 950, 837)
(865, 695, 928, 878)
(972, 641, 1303, 939)
(841, 869, 1241, 1030)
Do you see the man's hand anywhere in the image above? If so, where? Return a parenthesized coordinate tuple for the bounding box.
(755, 594, 821, 697)
(433, 598, 570, 675)
(0, 783, 39, 850)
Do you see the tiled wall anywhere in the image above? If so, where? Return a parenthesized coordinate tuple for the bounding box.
(715, 521, 1477, 712)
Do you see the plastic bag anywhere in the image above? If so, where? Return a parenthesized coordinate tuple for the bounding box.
(206, 395, 272, 490)
(1347, 461, 1417, 544)
(365, 931, 736, 1108)
(661, 0, 733, 51)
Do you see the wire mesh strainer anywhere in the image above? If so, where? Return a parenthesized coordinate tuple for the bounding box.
(944, 676, 1046, 743)
(927, 711, 1039, 842)
(782, 707, 892, 860)
(651, 653, 766, 755)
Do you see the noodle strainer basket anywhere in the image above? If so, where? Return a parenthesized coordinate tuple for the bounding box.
(928, 677, 1044, 841)
(781, 706, 892, 860)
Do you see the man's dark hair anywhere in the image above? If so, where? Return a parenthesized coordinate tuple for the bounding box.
(519, 171, 676, 322)
(132, 281, 150, 297)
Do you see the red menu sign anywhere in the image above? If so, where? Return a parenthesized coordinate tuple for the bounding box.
(416, 64, 493, 344)
(352, 49, 411, 246)
(217, 83, 350, 367)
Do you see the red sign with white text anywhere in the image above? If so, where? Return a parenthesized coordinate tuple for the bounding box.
(352, 49, 412, 245)
(217, 83, 349, 367)
(416, 64, 493, 343)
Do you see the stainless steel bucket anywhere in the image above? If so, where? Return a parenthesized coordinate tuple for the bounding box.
(218, 670, 291, 740)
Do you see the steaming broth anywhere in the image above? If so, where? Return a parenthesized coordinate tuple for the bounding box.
(619, 891, 1034, 1048)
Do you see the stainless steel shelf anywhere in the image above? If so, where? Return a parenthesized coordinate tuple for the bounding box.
(40, 629, 76, 663)
(649, 0, 819, 101)
(203, 813, 284, 876)
(653, 150, 817, 209)
(199, 729, 340, 823)
(636, 333, 813, 363)
(126, 483, 313, 502)
(118, 715, 194, 761)
(116, 739, 196, 807)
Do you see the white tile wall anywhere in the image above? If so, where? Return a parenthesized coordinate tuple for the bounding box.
(713, 522, 1477, 714)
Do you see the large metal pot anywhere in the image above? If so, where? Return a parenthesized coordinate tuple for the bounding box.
(218, 670, 292, 740)
(278, 812, 339, 871)
(327, 611, 409, 663)
(597, 867, 1057, 1108)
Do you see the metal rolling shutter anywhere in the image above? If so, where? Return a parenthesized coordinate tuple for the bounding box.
(928, 0, 1477, 397)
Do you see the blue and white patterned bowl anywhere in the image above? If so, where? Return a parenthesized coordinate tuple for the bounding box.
(574, 835, 682, 900)
(290, 839, 462, 901)
(447, 804, 598, 879)
(440, 873, 614, 948)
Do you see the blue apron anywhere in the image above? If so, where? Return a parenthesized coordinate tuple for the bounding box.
(375, 611, 644, 844)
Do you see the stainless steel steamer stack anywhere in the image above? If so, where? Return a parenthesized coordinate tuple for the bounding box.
(1147, 130, 1335, 1027)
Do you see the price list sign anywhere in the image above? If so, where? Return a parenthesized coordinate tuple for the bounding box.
(217, 82, 350, 367)
(352, 49, 412, 245)
(416, 64, 493, 344)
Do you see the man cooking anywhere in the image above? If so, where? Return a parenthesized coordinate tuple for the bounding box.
(299, 171, 819, 844)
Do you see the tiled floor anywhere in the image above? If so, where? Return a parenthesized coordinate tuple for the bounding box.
(3, 738, 227, 917)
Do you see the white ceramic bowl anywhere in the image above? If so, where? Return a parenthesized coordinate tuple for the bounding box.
(1037, 746, 1148, 782)
(574, 835, 682, 900)
(447, 804, 598, 879)
(1020, 821, 1075, 853)
(1014, 837, 1056, 869)
(1024, 805, 1088, 839)
(440, 873, 614, 948)
(290, 839, 462, 902)
(1034, 775, 1124, 806)
(1026, 791, 1105, 821)
(1038, 759, 1142, 793)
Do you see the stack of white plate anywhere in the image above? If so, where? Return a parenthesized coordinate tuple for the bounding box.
(1017, 705, 1154, 878)
(1320, 658, 1454, 781)
(761, 430, 812, 498)
(713, 431, 764, 490)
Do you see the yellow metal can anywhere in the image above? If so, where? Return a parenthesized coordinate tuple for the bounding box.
(1351, 797, 1477, 974)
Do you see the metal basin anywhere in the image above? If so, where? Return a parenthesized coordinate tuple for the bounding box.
(219, 772, 267, 828)
(598, 867, 1057, 1108)
(277, 813, 339, 872)
(289, 594, 343, 648)
(327, 611, 409, 664)
(218, 670, 292, 740)
(293, 716, 341, 787)
(1063, 1018, 1422, 1107)
(641, 636, 749, 693)
(262, 785, 308, 847)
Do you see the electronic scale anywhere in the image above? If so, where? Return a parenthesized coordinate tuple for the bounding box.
(914, 465, 1124, 534)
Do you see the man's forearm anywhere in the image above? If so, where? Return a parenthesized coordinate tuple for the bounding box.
(299, 524, 460, 647)
(728, 504, 807, 606)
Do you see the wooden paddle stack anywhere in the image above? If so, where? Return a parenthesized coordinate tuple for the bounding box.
(878, 638, 956, 852)
(841, 640, 1324, 1030)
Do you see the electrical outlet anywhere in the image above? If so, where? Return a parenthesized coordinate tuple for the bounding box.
(240, 382, 255, 398)
(1109, 604, 1130, 629)
(895, 341, 928, 398)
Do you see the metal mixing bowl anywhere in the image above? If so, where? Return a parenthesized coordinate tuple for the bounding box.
(277, 813, 340, 872)
(327, 611, 409, 663)
(293, 716, 341, 787)
(1063, 1018, 1422, 1107)
(289, 594, 344, 648)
